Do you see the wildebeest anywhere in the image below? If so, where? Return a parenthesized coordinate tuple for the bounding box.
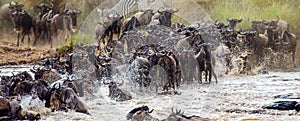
(226, 18, 242, 30)
(132, 9, 154, 26)
(122, 16, 140, 35)
(50, 77, 79, 95)
(96, 13, 123, 48)
(11, 10, 33, 46)
(194, 43, 218, 83)
(152, 8, 178, 27)
(264, 16, 289, 40)
(0, 96, 41, 120)
(0, 2, 23, 21)
(49, 9, 81, 48)
(49, 0, 66, 14)
(30, 65, 62, 84)
(280, 31, 297, 67)
(130, 44, 181, 91)
(32, 3, 52, 45)
(126, 105, 158, 121)
(162, 108, 211, 121)
(104, 81, 132, 102)
(48, 86, 89, 114)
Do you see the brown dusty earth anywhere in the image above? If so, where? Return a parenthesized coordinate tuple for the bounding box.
(0, 41, 56, 66)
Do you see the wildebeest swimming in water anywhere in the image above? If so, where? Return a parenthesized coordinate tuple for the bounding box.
(47, 85, 90, 115)
(126, 105, 157, 121)
(161, 109, 212, 121)
(0, 96, 41, 120)
(129, 44, 181, 92)
(103, 81, 132, 102)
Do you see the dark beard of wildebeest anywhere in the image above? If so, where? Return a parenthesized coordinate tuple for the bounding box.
(11, 10, 33, 46)
(0, 97, 41, 120)
(32, 3, 52, 46)
(48, 9, 81, 48)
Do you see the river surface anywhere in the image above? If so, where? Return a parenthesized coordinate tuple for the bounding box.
(1, 65, 300, 121)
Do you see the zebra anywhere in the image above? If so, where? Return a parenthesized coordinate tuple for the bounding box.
(97, 0, 164, 19)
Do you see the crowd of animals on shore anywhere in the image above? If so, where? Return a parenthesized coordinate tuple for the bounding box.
(0, 1, 298, 120)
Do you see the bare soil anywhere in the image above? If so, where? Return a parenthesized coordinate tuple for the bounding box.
(0, 41, 55, 66)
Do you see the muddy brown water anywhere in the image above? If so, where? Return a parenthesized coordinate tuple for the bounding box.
(1, 65, 300, 121)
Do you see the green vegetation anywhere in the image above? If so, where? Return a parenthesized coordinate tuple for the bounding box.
(195, 0, 300, 34)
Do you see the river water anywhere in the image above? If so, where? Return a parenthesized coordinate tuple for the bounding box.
(1, 65, 300, 121)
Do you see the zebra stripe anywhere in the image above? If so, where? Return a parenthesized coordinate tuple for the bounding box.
(110, 0, 138, 18)
(98, 0, 164, 19)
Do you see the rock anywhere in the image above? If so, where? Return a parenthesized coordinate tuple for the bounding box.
(264, 101, 298, 110)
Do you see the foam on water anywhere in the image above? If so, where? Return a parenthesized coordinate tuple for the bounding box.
(1, 65, 300, 120)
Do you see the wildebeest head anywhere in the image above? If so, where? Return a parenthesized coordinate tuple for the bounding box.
(36, 3, 52, 17)
(11, 11, 25, 32)
(64, 9, 81, 29)
(226, 18, 242, 29)
(158, 8, 178, 26)
(8, 2, 24, 12)
(31, 80, 49, 101)
(30, 65, 51, 80)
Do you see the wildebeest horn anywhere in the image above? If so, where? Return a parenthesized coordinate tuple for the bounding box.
(172, 8, 179, 13)
(238, 18, 243, 22)
(103, 80, 110, 85)
(158, 8, 164, 13)
(17, 3, 24, 8)
(215, 19, 219, 24)
(33, 65, 38, 70)
(275, 15, 280, 22)
(75, 10, 81, 14)
(250, 30, 256, 34)
(226, 17, 230, 21)
(148, 109, 154, 113)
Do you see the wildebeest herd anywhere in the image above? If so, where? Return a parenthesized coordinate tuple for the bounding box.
(1, 1, 80, 47)
(0, 1, 298, 120)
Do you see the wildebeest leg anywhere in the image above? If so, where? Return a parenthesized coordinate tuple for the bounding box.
(208, 65, 212, 83)
(64, 32, 70, 43)
(198, 71, 202, 84)
(292, 51, 296, 67)
(21, 32, 26, 45)
(27, 33, 31, 45)
(33, 31, 41, 46)
(17, 33, 20, 46)
(212, 68, 218, 83)
(75, 81, 84, 97)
